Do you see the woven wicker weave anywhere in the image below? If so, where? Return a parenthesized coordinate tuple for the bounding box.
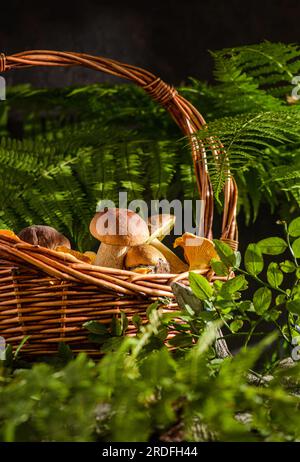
(0, 51, 238, 356)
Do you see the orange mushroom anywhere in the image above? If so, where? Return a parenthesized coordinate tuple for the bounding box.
(174, 232, 219, 270)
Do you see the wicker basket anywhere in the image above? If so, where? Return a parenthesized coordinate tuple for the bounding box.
(0, 51, 238, 357)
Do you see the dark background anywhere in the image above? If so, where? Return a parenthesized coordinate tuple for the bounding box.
(1, 0, 300, 87)
(0, 0, 298, 243)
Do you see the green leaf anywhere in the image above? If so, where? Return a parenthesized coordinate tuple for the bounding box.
(146, 302, 159, 319)
(220, 275, 247, 296)
(213, 239, 237, 267)
(3, 344, 13, 367)
(253, 287, 272, 314)
(213, 280, 223, 290)
(189, 272, 214, 300)
(264, 309, 281, 322)
(198, 311, 216, 321)
(157, 327, 168, 341)
(287, 299, 300, 315)
(244, 244, 264, 275)
(234, 251, 242, 269)
(83, 320, 109, 335)
(132, 314, 142, 330)
(120, 311, 129, 334)
(270, 310, 281, 321)
(257, 237, 287, 255)
(58, 342, 74, 362)
(267, 262, 283, 288)
(88, 333, 111, 344)
(230, 319, 244, 333)
(13, 335, 30, 360)
(100, 337, 124, 353)
(276, 294, 287, 305)
(110, 316, 122, 336)
(168, 333, 193, 348)
(292, 237, 300, 258)
(210, 258, 229, 276)
(238, 300, 254, 312)
(280, 260, 296, 273)
(288, 217, 300, 237)
(292, 285, 300, 300)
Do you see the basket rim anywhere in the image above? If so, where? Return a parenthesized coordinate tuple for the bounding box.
(0, 232, 235, 298)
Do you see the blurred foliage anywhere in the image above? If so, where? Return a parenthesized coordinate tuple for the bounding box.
(1, 320, 300, 442)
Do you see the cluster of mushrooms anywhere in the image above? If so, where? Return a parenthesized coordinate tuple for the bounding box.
(18, 208, 219, 274)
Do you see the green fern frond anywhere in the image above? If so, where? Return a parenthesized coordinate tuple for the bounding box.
(195, 109, 300, 201)
(267, 164, 300, 206)
(115, 142, 145, 201)
(213, 42, 300, 93)
(144, 141, 177, 199)
(180, 162, 197, 200)
(0, 137, 63, 172)
(181, 43, 300, 119)
(74, 147, 118, 207)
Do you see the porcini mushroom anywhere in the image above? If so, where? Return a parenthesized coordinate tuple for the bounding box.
(147, 214, 188, 273)
(18, 225, 71, 250)
(125, 244, 170, 274)
(174, 232, 219, 270)
(90, 208, 149, 269)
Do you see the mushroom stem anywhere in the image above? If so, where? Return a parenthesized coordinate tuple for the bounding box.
(95, 243, 128, 269)
(150, 238, 188, 273)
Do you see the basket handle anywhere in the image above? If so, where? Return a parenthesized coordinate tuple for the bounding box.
(0, 50, 238, 247)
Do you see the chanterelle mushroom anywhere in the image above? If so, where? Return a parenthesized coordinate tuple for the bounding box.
(90, 208, 149, 269)
(125, 244, 170, 274)
(18, 225, 71, 250)
(147, 214, 188, 273)
(174, 232, 219, 270)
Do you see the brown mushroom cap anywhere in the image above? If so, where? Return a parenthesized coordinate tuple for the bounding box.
(147, 213, 176, 241)
(125, 244, 170, 273)
(18, 225, 71, 250)
(90, 208, 149, 246)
